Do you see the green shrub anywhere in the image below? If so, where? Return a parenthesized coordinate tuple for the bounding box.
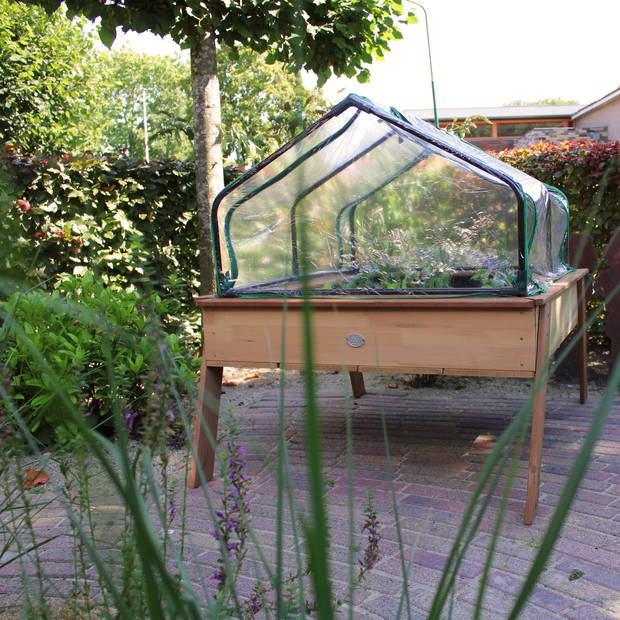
(1, 272, 199, 446)
(497, 140, 620, 256)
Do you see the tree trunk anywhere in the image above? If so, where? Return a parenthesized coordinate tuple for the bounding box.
(191, 31, 224, 295)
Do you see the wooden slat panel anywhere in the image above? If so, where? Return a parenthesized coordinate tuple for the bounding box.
(443, 368, 536, 378)
(203, 305, 537, 374)
(200, 361, 445, 374)
(197, 295, 539, 309)
(547, 284, 579, 356)
(197, 360, 535, 377)
(195, 269, 588, 309)
(531, 269, 587, 306)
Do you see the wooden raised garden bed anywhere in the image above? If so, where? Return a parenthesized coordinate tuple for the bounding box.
(189, 268, 588, 525)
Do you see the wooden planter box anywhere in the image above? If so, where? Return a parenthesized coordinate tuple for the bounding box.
(189, 269, 588, 524)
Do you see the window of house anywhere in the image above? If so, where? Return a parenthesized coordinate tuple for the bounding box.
(497, 122, 563, 137)
(468, 124, 493, 137)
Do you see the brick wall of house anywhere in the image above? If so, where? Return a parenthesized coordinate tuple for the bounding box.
(515, 126, 608, 147)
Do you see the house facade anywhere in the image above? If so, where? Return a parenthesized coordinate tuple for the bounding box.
(405, 86, 620, 151)
(404, 104, 580, 151)
(573, 86, 620, 142)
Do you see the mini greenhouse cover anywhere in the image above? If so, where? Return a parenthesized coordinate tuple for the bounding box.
(212, 94, 571, 297)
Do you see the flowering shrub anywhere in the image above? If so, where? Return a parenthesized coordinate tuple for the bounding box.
(497, 140, 620, 256)
(211, 443, 251, 593)
(359, 490, 381, 578)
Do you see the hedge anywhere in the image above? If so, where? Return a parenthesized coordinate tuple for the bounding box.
(497, 140, 620, 257)
(2, 140, 618, 307)
(1, 149, 204, 316)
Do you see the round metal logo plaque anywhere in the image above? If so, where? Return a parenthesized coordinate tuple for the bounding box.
(346, 333, 366, 348)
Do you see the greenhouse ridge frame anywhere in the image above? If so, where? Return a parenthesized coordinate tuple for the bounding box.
(211, 94, 571, 298)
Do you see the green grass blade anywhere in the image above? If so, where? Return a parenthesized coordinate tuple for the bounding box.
(298, 209, 332, 618)
(395, 522, 426, 619)
(274, 300, 288, 617)
(280, 367, 309, 616)
(300, 295, 333, 618)
(373, 350, 411, 620)
(473, 424, 528, 619)
(327, 306, 356, 618)
(508, 355, 620, 618)
(428, 396, 533, 619)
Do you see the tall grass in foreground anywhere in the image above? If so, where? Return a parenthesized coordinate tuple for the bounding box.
(1, 252, 619, 617)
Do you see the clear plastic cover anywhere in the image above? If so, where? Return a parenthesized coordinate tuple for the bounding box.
(213, 95, 570, 297)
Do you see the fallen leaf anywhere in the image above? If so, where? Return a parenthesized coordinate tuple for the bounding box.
(387, 382, 399, 389)
(244, 372, 260, 381)
(23, 468, 49, 488)
(222, 380, 241, 386)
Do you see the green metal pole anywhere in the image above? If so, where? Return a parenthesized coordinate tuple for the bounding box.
(405, 1, 439, 128)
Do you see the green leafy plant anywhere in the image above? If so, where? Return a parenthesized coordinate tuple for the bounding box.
(445, 114, 493, 139)
(1, 272, 198, 445)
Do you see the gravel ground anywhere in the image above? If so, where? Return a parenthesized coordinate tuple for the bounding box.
(217, 346, 612, 416)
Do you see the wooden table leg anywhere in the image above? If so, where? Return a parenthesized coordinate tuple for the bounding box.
(577, 276, 588, 405)
(349, 371, 366, 398)
(188, 359, 223, 488)
(524, 303, 551, 525)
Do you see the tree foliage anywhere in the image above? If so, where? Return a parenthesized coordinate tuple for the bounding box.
(35, 0, 416, 85)
(503, 97, 580, 106)
(0, 0, 328, 163)
(98, 50, 194, 160)
(218, 45, 328, 164)
(96, 46, 328, 163)
(0, 0, 104, 154)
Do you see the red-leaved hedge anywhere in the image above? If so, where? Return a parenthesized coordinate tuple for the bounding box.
(497, 140, 620, 257)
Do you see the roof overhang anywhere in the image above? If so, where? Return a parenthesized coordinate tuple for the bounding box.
(572, 86, 620, 119)
(404, 105, 581, 123)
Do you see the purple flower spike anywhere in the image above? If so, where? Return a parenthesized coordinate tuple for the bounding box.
(210, 439, 252, 593)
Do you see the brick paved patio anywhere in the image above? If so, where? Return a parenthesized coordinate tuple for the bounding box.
(1, 384, 619, 618)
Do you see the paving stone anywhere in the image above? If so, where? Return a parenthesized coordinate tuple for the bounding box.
(563, 604, 620, 619)
(554, 539, 619, 569)
(2, 388, 619, 618)
(529, 585, 574, 614)
(555, 558, 620, 592)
